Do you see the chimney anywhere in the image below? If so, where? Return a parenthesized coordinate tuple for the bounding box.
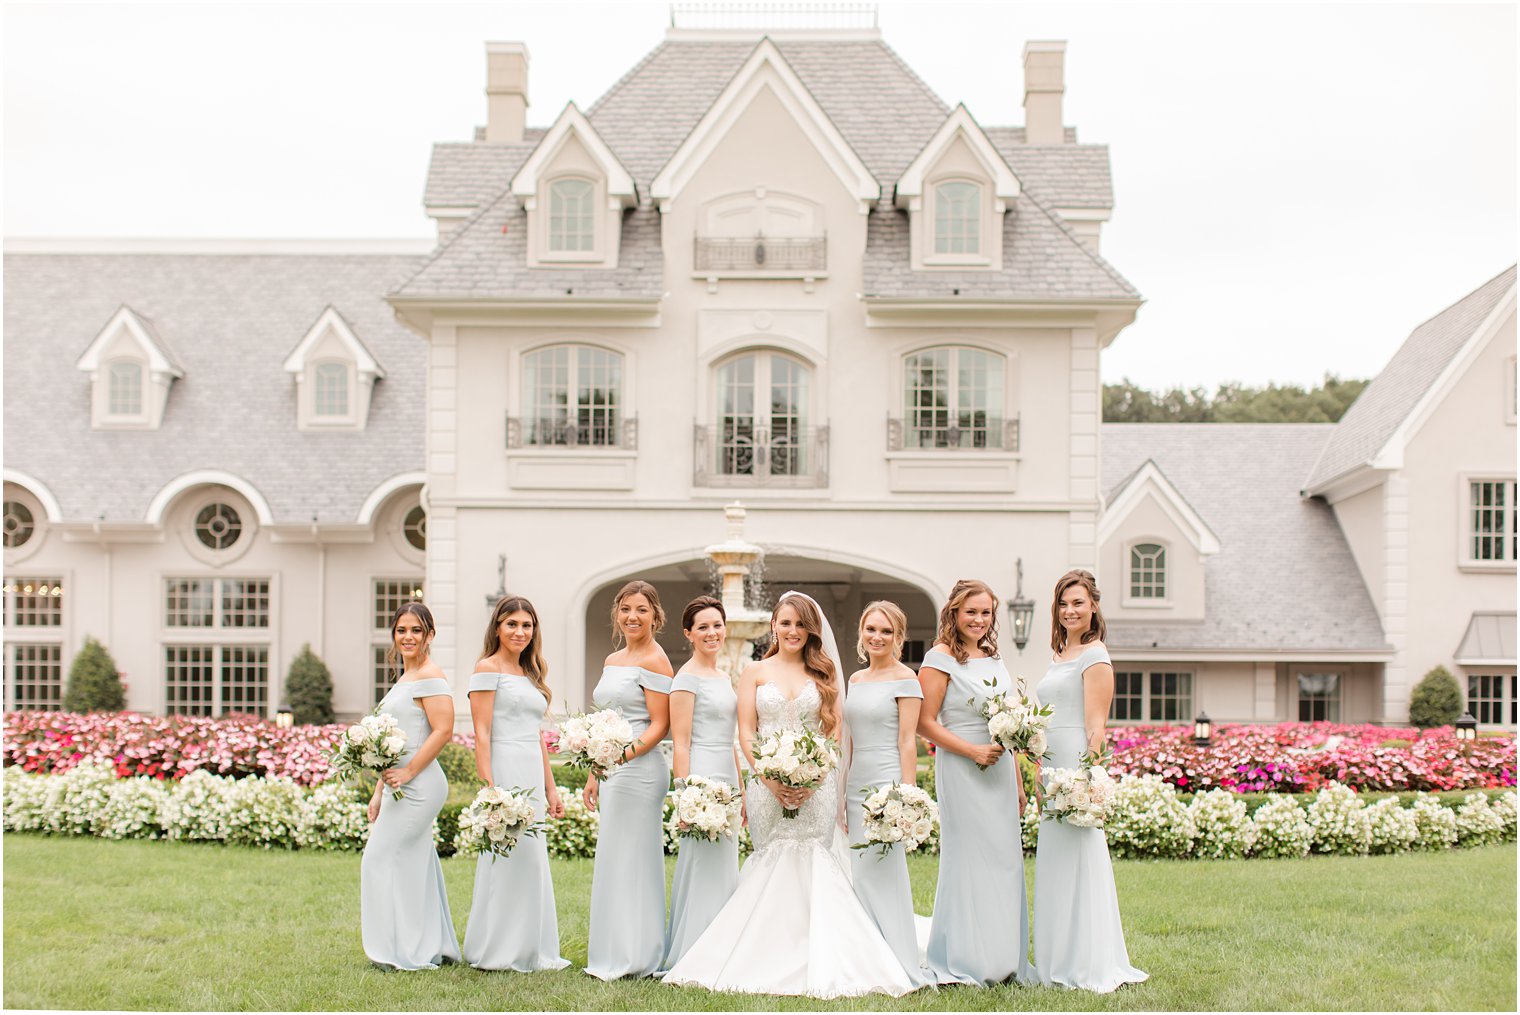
(1022, 40, 1066, 145)
(485, 42, 529, 143)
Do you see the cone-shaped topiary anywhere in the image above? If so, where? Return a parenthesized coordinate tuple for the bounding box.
(1408, 665, 1463, 728)
(286, 644, 335, 725)
(63, 636, 126, 712)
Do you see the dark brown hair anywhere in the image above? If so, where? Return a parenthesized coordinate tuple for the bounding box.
(681, 595, 726, 632)
(763, 594, 840, 738)
(1051, 569, 1106, 654)
(480, 594, 552, 707)
(935, 579, 1000, 664)
(610, 579, 666, 646)
(385, 601, 436, 677)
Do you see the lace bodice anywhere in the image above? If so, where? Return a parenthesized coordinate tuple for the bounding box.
(756, 679, 821, 738)
(749, 680, 839, 850)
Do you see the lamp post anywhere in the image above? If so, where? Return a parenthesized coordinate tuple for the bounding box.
(275, 706, 294, 729)
(1455, 711, 1478, 742)
(1193, 712, 1212, 747)
(1006, 557, 1036, 653)
(483, 553, 508, 608)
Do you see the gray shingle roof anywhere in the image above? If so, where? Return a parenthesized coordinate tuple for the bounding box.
(422, 132, 544, 209)
(1101, 423, 1388, 653)
(3, 253, 427, 524)
(1304, 265, 1517, 491)
(985, 130, 1112, 210)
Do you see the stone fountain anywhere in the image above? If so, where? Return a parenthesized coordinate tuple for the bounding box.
(704, 502, 771, 681)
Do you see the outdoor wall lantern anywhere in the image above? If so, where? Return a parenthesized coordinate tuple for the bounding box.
(1007, 558, 1036, 653)
(1193, 712, 1212, 747)
(1455, 711, 1478, 742)
(275, 707, 294, 729)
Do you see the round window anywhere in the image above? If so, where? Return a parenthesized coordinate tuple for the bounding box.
(195, 502, 243, 550)
(403, 505, 427, 551)
(3, 501, 35, 548)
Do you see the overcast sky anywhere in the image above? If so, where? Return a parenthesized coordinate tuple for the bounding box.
(4, 1, 1514, 389)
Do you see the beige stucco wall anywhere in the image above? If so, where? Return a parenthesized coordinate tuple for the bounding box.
(1330, 484, 1384, 622)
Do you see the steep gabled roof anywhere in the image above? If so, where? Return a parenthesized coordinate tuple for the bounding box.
(511, 104, 636, 207)
(1098, 458, 1221, 555)
(1305, 265, 1518, 493)
(74, 305, 185, 378)
(895, 104, 1020, 211)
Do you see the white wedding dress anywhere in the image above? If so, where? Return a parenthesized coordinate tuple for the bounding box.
(662, 681, 920, 998)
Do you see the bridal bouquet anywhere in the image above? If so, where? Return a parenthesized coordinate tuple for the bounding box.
(1041, 750, 1118, 828)
(557, 707, 635, 781)
(751, 725, 839, 819)
(853, 782, 939, 858)
(454, 785, 543, 860)
(972, 682, 1053, 767)
(670, 775, 744, 842)
(330, 711, 407, 799)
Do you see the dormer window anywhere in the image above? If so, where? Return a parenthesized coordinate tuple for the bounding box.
(934, 181, 981, 255)
(509, 103, 636, 270)
(107, 361, 145, 417)
(75, 306, 183, 430)
(549, 179, 596, 253)
(895, 105, 1021, 271)
(1128, 542, 1168, 600)
(313, 362, 350, 418)
(282, 307, 385, 431)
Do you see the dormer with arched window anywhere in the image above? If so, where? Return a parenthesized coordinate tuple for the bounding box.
(74, 306, 184, 430)
(510, 103, 636, 269)
(282, 306, 386, 431)
(894, 105, 1021, 271)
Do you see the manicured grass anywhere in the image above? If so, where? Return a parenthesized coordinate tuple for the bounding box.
(3, 835, 1514, 1011)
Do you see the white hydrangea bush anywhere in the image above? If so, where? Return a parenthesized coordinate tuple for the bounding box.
(1, 768, 51, 832)
(1364, 796, 1418, 855)
(298, 781, 369, 850)
(225, 775, 306, 849)
(1022, 797, 1040, 853)
(1489, 791, 1516, 843)
(97, 776, 170, 840)
(1105, 775, 1196, 859)
(1454, 791, 1505, 848)
(1248, 795, 1312, 858)
(163, 769, 237, 841)
(1407, 792, 1459, 851)
(1187, 788, 1258, 859)
(44, 761, 117, 836)
(544, 783, 600, 860)
(1305, 783, 1372, 855)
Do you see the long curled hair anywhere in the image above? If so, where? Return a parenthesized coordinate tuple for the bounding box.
(609, 579, 666, 647)
(763, 594, 840, 738)
(480, 594, 552, 707)
(935, 579, 1000, 664)
(385, 601, 435, 677)
(1051, 569, 1106, 654)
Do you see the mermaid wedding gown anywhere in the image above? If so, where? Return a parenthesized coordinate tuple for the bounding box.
(662, 681, 919, 998)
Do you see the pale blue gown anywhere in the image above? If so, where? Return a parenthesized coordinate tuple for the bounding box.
(660, 673, 740, 970)
(584, 665, 672, 980)
(844, 677, 933, 987)
(461, 672, 569, 972)
(1033, 644, 1148, 992)
(359, 676, 461, 970)
(923, 649, 1032, 985)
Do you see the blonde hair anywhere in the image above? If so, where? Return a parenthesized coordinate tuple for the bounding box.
(763, 595, 841, 738)
(856, 600, 908, 663)
(1051, 569, 1106, 654)
(480, 594, 552, 708)
(610, 579, 666, 647)
(935, 579, 1000, 664)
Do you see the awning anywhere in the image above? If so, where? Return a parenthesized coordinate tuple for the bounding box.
(1454, 612, 1517, 666)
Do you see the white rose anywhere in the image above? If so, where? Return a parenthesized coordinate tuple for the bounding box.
(383, 736, 405, 755)
(347, 724, 370, 744)
(911, 818, 933, 840)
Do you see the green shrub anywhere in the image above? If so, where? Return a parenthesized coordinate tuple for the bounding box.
(284, 645, 334, 725)
(552, 763, 589, 793)
(435, 743, 484, 795)
(1377, 738, 1414, 750)
(1408, 666, 1463, 728)
(62, 637, 125, 713)
(434, 802, 466, 857)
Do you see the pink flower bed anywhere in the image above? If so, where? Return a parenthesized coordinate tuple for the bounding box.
(1108, 722, 1516, 793)
(3, 711, 558, 785)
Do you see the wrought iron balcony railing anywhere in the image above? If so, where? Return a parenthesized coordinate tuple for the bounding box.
(694, 423, 829, 488)
(693, 235, 827, 273)
(885, 415, 1020, 452)
(505, 415, 638, 450)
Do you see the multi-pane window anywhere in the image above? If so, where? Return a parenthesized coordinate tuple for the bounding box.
(6, 642, 63, 711)
(548, 178, 595, 252)
(4, 576, 64, 628)
(165, 644, 268, 717)
(194, 503, 243, 550)
(1469, 480, 1516, 562)
(108, 361, 143, 416)
(1109, 670, 1192, 723)
(164, 578, 270, 629)
(373, 578, 424, 702)
(313, 362, 349, 417)
(521, 345, 622, 446)
(1297, 672, 1341, 722)
(903, 347, 1007, 449)
(1129, 543, 1167, 600)
(1467, 672, 1517, 727)
(4, 501, 36, 548)
(715, 352, 811, 477)
(933, 181, 980, 254)
(4, 577, 65, 711)
(372, 645, 392, 707)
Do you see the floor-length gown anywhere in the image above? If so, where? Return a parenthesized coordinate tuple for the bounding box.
(359, 676, 461, 970)
(843, 678, 933, 987)
(660, 673, 740, 970)
(461, 672, 569, 972)
(584, 665, 671, 980)
(1032, 644, 1148, 992)
(923, 649, 1032, 985)
(663, 681, 919, 999)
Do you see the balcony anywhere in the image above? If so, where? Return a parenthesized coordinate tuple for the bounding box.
(693, 235, 827, 275)
(885, 415, 1020, 452)
(505, 415, 638, 450)
(694, 423, 829, 489)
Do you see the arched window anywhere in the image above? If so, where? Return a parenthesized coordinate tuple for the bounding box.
(520, 345, 623, 447)
(108, 361, 143, 416)
(934, 181, 980, 255)
(549, 178, 595, 252)
(902, 347, 1008, 449)
(313, 362, 349, 417)
(714, 352, 811, 478)
(1129, 543, 1167, 600)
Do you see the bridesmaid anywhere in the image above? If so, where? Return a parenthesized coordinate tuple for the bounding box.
(660, 595, 742, 970)
(916, 579, 1031, 986)
(583, 579, 674, 980)
(844, 600, 932, 987)
(1033, 570, 1147, 992)
(360, 602, 461, 970)
(462, 594, 570, 972)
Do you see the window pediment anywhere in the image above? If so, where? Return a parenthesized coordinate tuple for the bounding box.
(510, 103, 634, 270)
(75, 305, 183, 429)
(896, 106, 1020, 271)
(282, 307, 384, 431)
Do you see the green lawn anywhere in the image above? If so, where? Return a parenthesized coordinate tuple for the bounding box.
(3, 835, 1514, 1011)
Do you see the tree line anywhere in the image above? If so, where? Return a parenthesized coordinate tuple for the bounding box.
(1103, 374, 1368, 424)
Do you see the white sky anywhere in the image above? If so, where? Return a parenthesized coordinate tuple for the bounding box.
(3, 0, 1515, 389)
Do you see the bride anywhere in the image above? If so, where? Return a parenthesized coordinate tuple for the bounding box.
(662, 591, 920, 998)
